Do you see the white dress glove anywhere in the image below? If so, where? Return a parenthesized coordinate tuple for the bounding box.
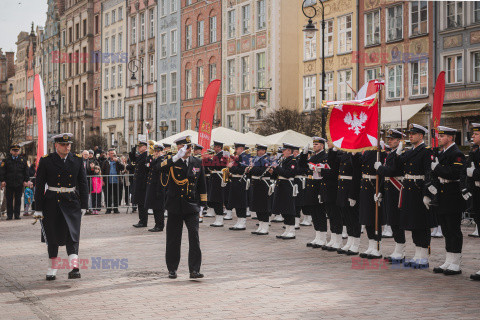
(431, 157, 439, 171)
(374, 161, 382, 170)
(396, 141, 403, 156)
(303, 144, 309, 154)
(33, 211, 43, 218)
(81, 209, 86, 217)
(462, 189, 472, 201)
(467, 162, 475, 178)
(199, 206, 204, 214)
(222, 150, 230, 158)
(428, 185, 437, 195)
(348, 198, 356, 207)
(308, 163, 315, 170)
(380, 140, 386, 150)
(423, 196, 431, 209)
(373, 193, 382, 203)
(173, 145, 188, 162)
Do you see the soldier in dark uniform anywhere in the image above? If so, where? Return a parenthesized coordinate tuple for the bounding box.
(248, 144, 272, 235)
(145, 142, 166, 232)
(226, 143, 251, 231)
(32, 133, 88, 280)
(132, 138, 150, 228)
(358, 149, 386, 259)
(299, 138, 328, 246)
(292, 147, 305, 229)
(271, 143, 299, 240)
(428, 126, 466, 275)
(332, 150, 361, 254)
(0, 143, 29, 220)
(375, 129, 407, 263)
(159, 136, 206, 279)
(397, 124, 433, 269)
(209, 141, 229, 227)
(467, 123, 480, 281)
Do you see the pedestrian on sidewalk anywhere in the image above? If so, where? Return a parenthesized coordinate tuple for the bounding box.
(24, 181, 34, 216)
(91, 166, 103, 215)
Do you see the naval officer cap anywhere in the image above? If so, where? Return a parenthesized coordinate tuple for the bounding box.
(53, 133, 74, 144)
(312, 137, 327, 144)
(153, 142, 164, 151)
(407, 123, 428, 135)
(234, 142, 247, 149)
(472, 123, 480, 132)
(437, 126, 457, 136)
(10, 143, 21, 150)
(193, 143, 204, 150)
(173, 135, 192, 146)
(255, 143, 268, 150)
(163, 143, 171, 148)
(283, 143, 298, 151)
(137, 137, 148, 147)
(212, 140, 224, 148)
(386, 129, 405, 139)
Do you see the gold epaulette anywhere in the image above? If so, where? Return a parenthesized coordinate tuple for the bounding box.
(76, 154, 82, 157)
(200, 194, 207, 201)
(161, 159, 168, 167)
(42, 154, 48, 158)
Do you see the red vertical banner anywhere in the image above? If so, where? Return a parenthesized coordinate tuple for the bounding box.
(198, 79, 221, 152)
(431, 71, 445, 147)
(33, 74, 47, 167)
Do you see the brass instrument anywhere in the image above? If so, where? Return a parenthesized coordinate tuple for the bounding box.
(148, 140, 156, 155)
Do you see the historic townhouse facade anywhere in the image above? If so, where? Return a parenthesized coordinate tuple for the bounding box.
(435, 1, 480, 145)
(157, 0, 181, 139)
(0, 50, 15, 106)
(25, 26, 37, 150)
(125, 0, 158, 148)
(180, 0, 222, 131)
(92, 0, 103, 148)
(60, 0, 96, 149)
(101, 0, 127, 150)
(13, 31, 30, 118)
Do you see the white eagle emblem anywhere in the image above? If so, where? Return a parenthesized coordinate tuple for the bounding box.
(344, 111, 368, 135)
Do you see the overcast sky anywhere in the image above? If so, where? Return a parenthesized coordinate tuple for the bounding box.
(0, 0, 48, 53)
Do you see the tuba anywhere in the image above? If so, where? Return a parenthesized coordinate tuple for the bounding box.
(148, 140, 156, 155)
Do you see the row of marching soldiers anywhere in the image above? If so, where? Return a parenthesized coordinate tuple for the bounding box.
(200, 123, 480, 281)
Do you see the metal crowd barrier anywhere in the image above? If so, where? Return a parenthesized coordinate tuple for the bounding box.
(86, 174, 136, 213)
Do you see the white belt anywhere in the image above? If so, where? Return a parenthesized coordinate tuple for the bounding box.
(251, 176, 270, 181)
(404, 174, 425, 181)
(231, 174, 244, 178)
(211, 171, 223, 174)
(295, 175, 306, 179)
(48, 187, 76, 193)
(475, 181, 480, 187)
(385, 177, 404, 182)
(339, 175, 352, 180)
(362, 174, 376, 180)
(205, 174, 211, 177)
(277, 177, 298, 197)
(278, 176, 294, 181)
(439, 178, 459, 184)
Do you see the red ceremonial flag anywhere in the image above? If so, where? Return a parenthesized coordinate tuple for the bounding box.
(355, 80, 378, 100)
(326, 96, 379, 152)
(431, 71, 445, 147)
(33, 74, 47, 168)
(197, 79, 221, 152)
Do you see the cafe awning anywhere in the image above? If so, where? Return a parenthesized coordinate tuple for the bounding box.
(381, 103, 428, 128)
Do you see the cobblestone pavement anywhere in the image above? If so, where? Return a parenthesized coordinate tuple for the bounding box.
(1, 210, 479, 320)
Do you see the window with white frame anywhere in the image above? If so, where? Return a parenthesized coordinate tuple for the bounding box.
(171, 72, 177, 102)
(445, 54, 463, 84)
(186, 24, 192, 49)
(475, 2, 480, 23)
(227, 59, 235, 93)
(161, 33, 167, 57)
(117, 99, 122, 117)
(365, 10, 380, 46)
(149, 9, 155, 38)
(304, 32, 316, 61)
(387, 64, 403, 99)
(410, 60, 428, 96)
(171, 29, 177, 55)
(241, 114, 249, 133)
(227, 115, 235, 129)
(149, 54, 155, 82)
(473, 52, 480, 82)
(140, 13, 145, 41)
(118, 65, 123, 87)
(171, 0, 177, 13)
(387, 5, 403, 42)
(210, 16, 217, 43)
(319, 20, 333, 57)
(105, 68, 109, 89)
(118, 7, 123, 20)
(104, 101, 108, 118)
(338, 70, 353, 101)
(111, 35, 116, 53)
(185, 118, 192, 130)
(112, 9, 116, 23)
(257, 0, 266, 30)
(303, 75, 316, 111)
(241, 56, 249, 91)
(210, 63, 217, 82)
(257, 52, 266, 88)
(131, 16, 136, 44)
(410, 1, 428, 36)
(118, 32, 123, 52)
(105, 13, 110, 26)
(321, 72, 334, 101)
(186, 69, 192, 99)
(338, 14, 352, 53)
(197, 20, 204, 46)
(171, 120, 177, 134)
(365, 67, 381, 83)
(111, 100, 115, 118)
(111, 66, 116, 89)
(446, 1, 463, 29)
(197, 66, 204, 97)
(161, 74, 167, 104)
(242, 5, 250, 35)
(228, 10, 236, 39)
(105, 37, 109, 53)
(160, 0, 166, 17)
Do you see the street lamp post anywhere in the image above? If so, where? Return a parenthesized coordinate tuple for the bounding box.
(50, 84, 59, 133)
(302, 0, 325, 137)
(128, 58, 144, 135)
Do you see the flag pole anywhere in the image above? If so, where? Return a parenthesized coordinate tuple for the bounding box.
(375, 80, 383, 251)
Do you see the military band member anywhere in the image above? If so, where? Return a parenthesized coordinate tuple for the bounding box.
(374, 129, 407, 263)
(271, 143, 299, 240)
(0, 143, 29, 220)
(397, 124, 433, 269)
(271, 146, 285, 223)
(160, 136, 206, 279)
(248, 144, 272, 235)
(299, 138, 328, 246)
(132, 138, 150, 228)
(33, 133, 88, 280)
(226, 143, 251, 231)
(467, 123, 480, 281)
(292, 146, 306, 229)
(145, 143, 166, 232)
(209, 141, 229, 227)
